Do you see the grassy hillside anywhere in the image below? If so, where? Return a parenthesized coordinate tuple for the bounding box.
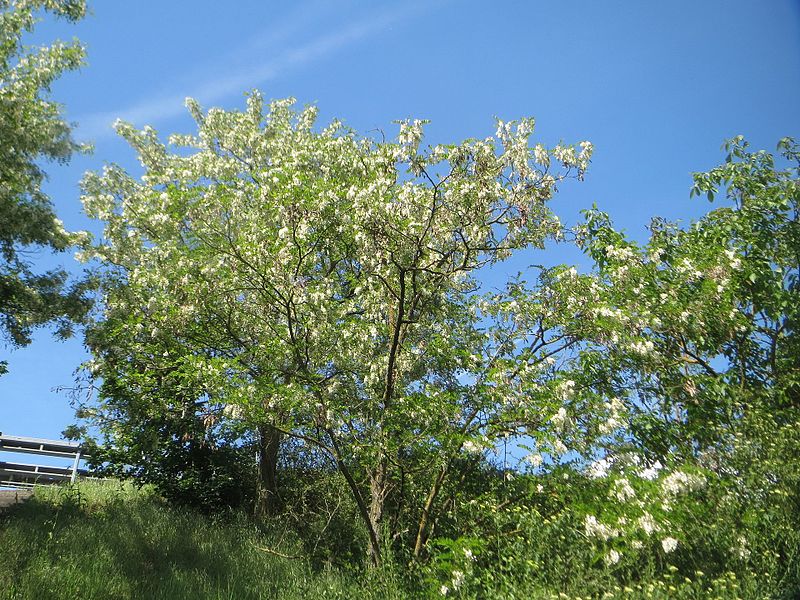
(0, 481, 777, 599)
(0, 481, 406, 600)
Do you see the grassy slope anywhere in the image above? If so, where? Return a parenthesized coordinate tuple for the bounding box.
(0, 481, 406, 600)
(0, 481, 766, 599)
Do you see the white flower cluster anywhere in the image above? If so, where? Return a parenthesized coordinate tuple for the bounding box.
(638, 512, 659, 535)
(584, 514, 619, 541)
(438, 564, 467, 596)
(397, 118, 426, 148)
(552, 144, 576, 167)
(594, 305, 625, 320)
(451, 570, 465, 590)
(732, 535, 750, 560)
(648, 246, 665, 263)
(579, 140, 593, 161)
(629, 339, 655, 356)
(610, 477, 636, 502)
(638, 461, 662, 480)
(550, 406, 569, 428)
(604, 244, 636, 262)
(462, 440, 483, 454)
(558, 266, 579, 279)
(524, 453, 543, 468)
(222, 403, 244, 420)
(723, 249, 742, 270)
(598, 397, 626, 435)
(533, 143, 549, 166)
(661, 537, 678, 553)
(675, 257, 703, 280)
(551, 438, 568, 455)
(495, 119, 514, 143)
(550, 140, 593, 173)
(558, 379, 576, 400)
(587, 456, 612, 479)
(661, 471, 705, 496)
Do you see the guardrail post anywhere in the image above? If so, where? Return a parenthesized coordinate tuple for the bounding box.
(71, 450, 82, 484)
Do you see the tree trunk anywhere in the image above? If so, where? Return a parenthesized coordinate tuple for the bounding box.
(254, 423, 281, 518)
(367, 459, 389, 565)
(413, 463, 448, 558)
(325, 430, 384, 567)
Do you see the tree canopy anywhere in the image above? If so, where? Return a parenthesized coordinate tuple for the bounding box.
(0, 0, 92, 373)
(77, 93, 593, 564)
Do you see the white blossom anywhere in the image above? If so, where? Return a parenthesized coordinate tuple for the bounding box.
(661, 471, 705, 496)
(524, 453, 543, 468)
(733, 536, 750, 560)
(724, 249, 742, 270)
(638, 512, 658, 536)
(630, 339, 655, 355)
(584, 515, 617, 541)
(611, 477, 636, 502)
(550, 406, 568, 427)
(661, 537, 678, 553)
(451, 570, 465, 590)
(605, 244, 635, 261)
(533, 143, 549, 166)
(222, 404, 244, 420)
(552, 439, 568, 455)
(638, 461, 662, 480)
(587, 457, 612, 479)
(462, 440, 482, 454)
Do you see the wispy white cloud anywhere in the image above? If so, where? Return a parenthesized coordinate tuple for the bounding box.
(77, 1, 438, 141)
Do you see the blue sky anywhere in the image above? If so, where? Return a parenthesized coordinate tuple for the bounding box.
(2, 0, 799, 441)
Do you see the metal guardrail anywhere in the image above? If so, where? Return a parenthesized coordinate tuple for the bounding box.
(0, 434, 88, 488)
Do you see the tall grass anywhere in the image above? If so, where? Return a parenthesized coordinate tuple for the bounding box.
(0, 480, 784, 599)
(0, 481, 407, 600)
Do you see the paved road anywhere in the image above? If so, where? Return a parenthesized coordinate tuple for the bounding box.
(0, 489, 33, 509)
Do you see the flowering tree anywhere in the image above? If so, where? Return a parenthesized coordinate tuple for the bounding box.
(78, 92, 592, 564)
(565, 136, 800, 458)
(0, 0, 91, 372)
(507, 136, 800, 569)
